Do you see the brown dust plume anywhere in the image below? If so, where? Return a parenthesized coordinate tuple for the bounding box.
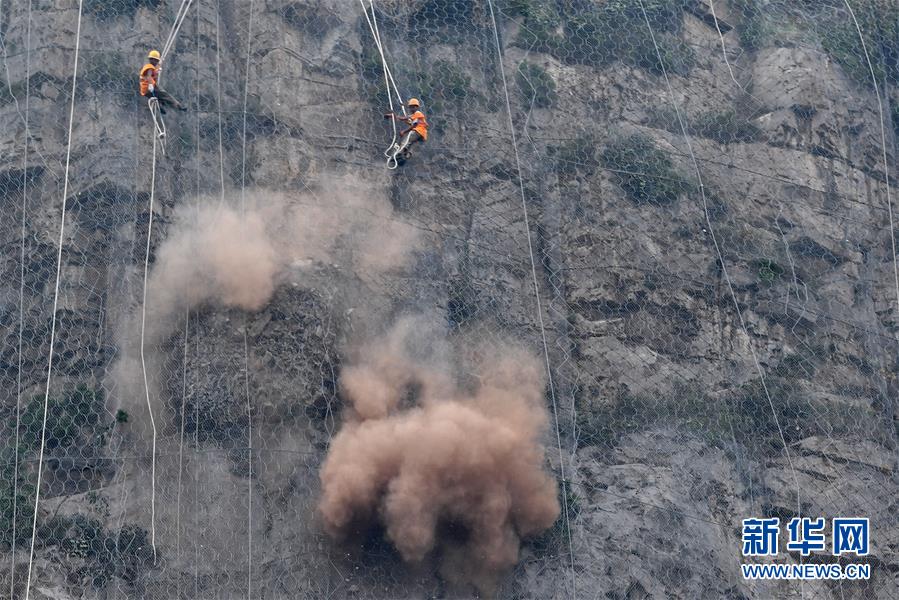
(111, 183, 419, 438)
(319, 322, 560, 589)
(143, 185, 419, 335)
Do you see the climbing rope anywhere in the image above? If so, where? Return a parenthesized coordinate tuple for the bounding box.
(139, 0, 198, 564)
(24, 1, 84, 598)
(139, 133, 161, 564)
(635, 0, 803, 519)
(842, 0, 899, 340)
(215, 2, 226, 204)
(145, 0, 195, 156)
(148, 97, 167, 155)
(484, 2, 577, 598)
(239, 2, 256, 596)
(359, 0, 408, 169)
(161, 0, 195, 61)
(193, 9, 202, 594)
(175, 0, 206, 571)
(8, 0, 33, 595)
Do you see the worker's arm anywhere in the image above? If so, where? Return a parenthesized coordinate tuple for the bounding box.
(383, 112, 411, 124)
(143, 66, 161, 93)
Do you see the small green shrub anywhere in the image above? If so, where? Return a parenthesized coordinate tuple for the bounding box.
(19, 386, 107, 452)
(892, 101, 899, 143)
(818, 1, 899, 88)
(692, 110, 760, 143)
(756, 258, 785, 283)
(0, 448, 36, 549)
(821, 22, 873, 86)
(516, 62, 557, 108)
(600, 133, 693, 205)
(630, 34, 695, 76)
(60, 516, 155, 586)
(551, 134, 599, 176)
(515, 0, 692, 76)
(0, 80, 27, 106)
(512, 0, 561, 53)
(415, 60, 481, 119)
(406, 0, 489, 44)
(431, 61, 476, 104)
(359, 39, 385, 111)
(504, 0, 538, 17)
(2, 386, 113, 550)
(576, 393, 657, 450)
(732, 0, 771, 51)
(575, 379, 864, 456)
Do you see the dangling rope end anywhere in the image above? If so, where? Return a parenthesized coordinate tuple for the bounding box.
(148, 98, 167, 155)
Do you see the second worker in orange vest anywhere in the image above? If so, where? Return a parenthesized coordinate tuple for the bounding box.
(384, 98, 428, 160)
(140, 50, 187, 114)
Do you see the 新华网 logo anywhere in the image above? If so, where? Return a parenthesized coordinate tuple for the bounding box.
(740, 517, 870, 580)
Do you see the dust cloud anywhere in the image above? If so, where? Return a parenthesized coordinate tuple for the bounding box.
(319, 318, 561, 590)
(112, 182, 418, 435)
(144, 184, 419, 332)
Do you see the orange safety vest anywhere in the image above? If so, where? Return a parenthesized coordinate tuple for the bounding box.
(409, 110, 428, 140)
(139, 63, 157, 96)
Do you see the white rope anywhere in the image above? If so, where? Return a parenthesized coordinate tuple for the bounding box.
(24, 1, 83, 597)
(360, 1, 404, 110)
(240, 1, 254, 209)
(708, 1, 745, 93)
(239, 2, 256, 596)
(138, 0, 197, 564)
(215, 1, 226, 204)
(360, 1, 400, 157)
(193, 5, 202, 593)
(359, 0, 408, 169)
(706, 0, 764, 112)
(176, 0, 205, 574)
(175, 307, 189, 564)
(148, 0, 194, 157)
(139, 132, 161, 564)
(635, 0, 802, 516)
(161, 0, 195, 61)
(484, 2, 576, 597)
(9, 0, 33, 594)
(148, 97, 167, 155)
(842, 0, 899, 342)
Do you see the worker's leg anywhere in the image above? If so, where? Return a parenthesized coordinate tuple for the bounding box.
(395, 131, 421, 156)
(399, 131, 422, 157)
(155, 87, 187, 111)
(143, 91, 166, 116)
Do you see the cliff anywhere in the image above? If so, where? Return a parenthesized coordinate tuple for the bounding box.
(0, 1, 897, 598)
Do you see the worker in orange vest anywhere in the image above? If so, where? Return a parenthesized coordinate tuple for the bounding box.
(139, 50, 186, 114)
(384, 98, 428, 161)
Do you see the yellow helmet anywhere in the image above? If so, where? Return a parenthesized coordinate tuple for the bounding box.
(407, 98, 420, 108)
(148, 50, 161, 60)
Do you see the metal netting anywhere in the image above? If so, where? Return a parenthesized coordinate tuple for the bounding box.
(1, 0, 898, 598)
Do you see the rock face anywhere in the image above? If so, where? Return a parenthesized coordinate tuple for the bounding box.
(1, 1, 898, 599)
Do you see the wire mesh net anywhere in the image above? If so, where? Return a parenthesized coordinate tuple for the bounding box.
(1, 0, 898, 598)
